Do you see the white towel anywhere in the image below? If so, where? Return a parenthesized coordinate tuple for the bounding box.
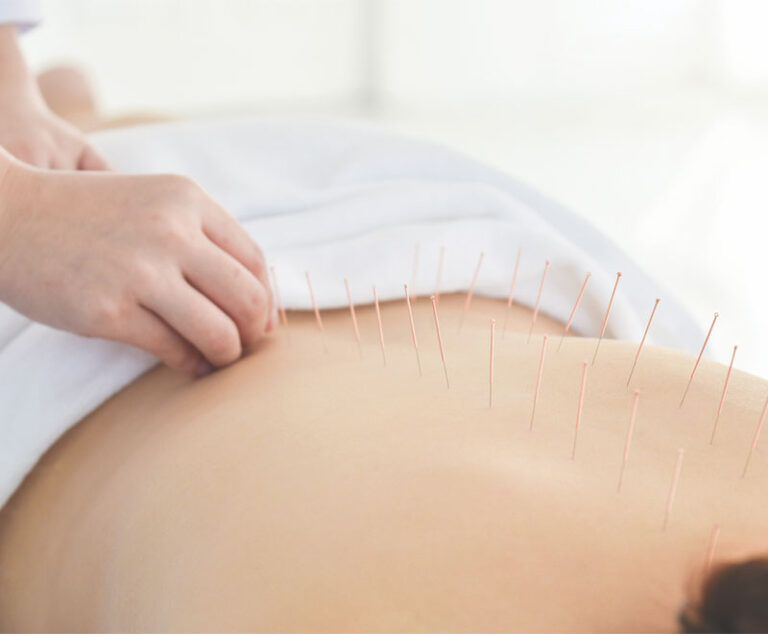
(0, 0, 42, 31)
(0, 117, 701, 508)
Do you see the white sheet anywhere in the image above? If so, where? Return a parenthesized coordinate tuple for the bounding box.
(0, 0, 42, 31)
(0, 117, 701, 508)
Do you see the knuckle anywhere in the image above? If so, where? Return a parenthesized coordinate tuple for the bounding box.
(156, 218, 197, 251)
(88, 296, 126, 333)
(128, 258, 157, 291)
(146, 175, 204, 220)
(164, 174, 203, 204)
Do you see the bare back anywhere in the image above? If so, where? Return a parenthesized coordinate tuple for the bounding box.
(0, 295, 765, 632)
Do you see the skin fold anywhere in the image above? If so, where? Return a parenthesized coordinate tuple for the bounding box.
(0, 294, 765, 632)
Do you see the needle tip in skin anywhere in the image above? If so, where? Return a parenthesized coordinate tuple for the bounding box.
(373, 284, 386, 366)
(529, 335, 548, 431)
(527, 260, 551, 344)
(430, 295, 450, 389)
(592, 272, 622, 366)
(458, 252, 485, 335)
(404, 283, 422, 376)
(305, 271, 327, 351)
(270, 266, 288, 327)
(680, 312, 719, 408)
(489, 318, 495, 407)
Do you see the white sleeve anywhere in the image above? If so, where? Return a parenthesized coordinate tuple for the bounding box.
(0, 0, 42, 32)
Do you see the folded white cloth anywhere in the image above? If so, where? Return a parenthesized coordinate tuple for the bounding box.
(0, 117, 701, 508)
(0, 0, 42, 31)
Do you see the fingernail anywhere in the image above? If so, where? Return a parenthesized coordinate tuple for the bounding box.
(195, 360, 214, 378)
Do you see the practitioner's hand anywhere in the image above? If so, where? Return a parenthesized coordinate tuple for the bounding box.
(0, 86, 109, 170)
(0, 151, 275, 376)
(0, 26, 109, 170)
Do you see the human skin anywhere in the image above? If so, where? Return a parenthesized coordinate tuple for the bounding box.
(0, 25, 108, 170)
(0, 35, 275, 374)
(0, 147, 275, 375)
(0, 294, 765, 632)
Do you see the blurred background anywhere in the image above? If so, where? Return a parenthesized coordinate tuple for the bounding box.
(20, 0, 768, 376)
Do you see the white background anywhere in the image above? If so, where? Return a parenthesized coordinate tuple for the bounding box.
(20, 0, 768, 378)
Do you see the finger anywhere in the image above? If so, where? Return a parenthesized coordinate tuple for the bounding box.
(183, 242, 270, 348)
(78, 143, 111, 171)
(6, 141, 48, 168)
(201, 207, 273, 319)
(123, 306, 210, 377)
(50, 147, 76, 171)
(143, 273, 242, 368)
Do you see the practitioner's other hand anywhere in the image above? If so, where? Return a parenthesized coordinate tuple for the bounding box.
(0, 150, 276, 376)
(0, 26, 109, 171)
(0, 84, 109, 170)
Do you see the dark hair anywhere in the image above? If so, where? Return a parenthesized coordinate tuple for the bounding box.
(679, 557, 768, 633)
